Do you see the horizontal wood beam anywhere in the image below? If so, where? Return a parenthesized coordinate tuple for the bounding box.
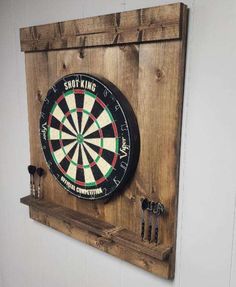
(21, 195, 172, 266)
(20, 3, 185, 52)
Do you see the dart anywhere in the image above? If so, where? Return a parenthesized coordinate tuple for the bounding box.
(28, 165, 36, 197)
(154, 202, 165, 245)
(36, 167, 45, 199)
(140, 198, 149, 241)
(153, 203, 160, 245)
(158, 202, 165, 217)
(147, 201, 154, 243)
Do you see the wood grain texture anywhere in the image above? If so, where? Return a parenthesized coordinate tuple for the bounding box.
(30, 207, 171, 278)
(21, 2, 188, 279)
(21, 195, 172, 261)
(20, 3, 184, 52)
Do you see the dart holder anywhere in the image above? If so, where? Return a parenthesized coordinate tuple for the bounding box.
(140, 198, 165, 243)
(20, 2, 188, 280)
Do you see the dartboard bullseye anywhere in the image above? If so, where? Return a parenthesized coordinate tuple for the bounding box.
(40, 73, 140, 200)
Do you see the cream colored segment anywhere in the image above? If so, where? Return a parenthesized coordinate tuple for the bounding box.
(65, 93, 76, 110)
(49, 127, 60, 140)
(83, 142, 111, 176)
(81, 144, 95, 183)
(67, 144, 79, 179)
(71, 112, 79, 134)
(65, 93, 79, 133)
(83, 138, 101, 148)
(49, 127, 77, 140)
(96, 109, 113, 128)
(53, 149, 65, 163)
(81, 119, 98, 137)
(67, 161, 77, 180)
(53, 142, 76, 163)
(83, 109, 112, 137)
(83, 93, 96, 113)
(71, 143, 79, 163)
(63, 141, 77, 155)
(52, 105, 75, 134)
(84, 137, 116, 153)
(80, 112, 90, 135)
(66, 163, 77, 179)
(81, 93, 96, 134)
(103, 138, 117, 153)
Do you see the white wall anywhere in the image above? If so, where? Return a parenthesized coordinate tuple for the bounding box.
(0, 0, 236, 286)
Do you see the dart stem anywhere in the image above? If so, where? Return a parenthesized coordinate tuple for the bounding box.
(155, 217, 159, 245)
(148, 210, 153, 243)
(32, 183, 36, 197)
(33, 176, 35, 197)
(39, 180, 41, 199)
(141, 218, 145, 241)
(30, 175, 33, 196)
(37, 178, 42, 199)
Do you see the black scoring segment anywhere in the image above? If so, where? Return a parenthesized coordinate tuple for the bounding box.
(83, 145, 94, 165)
(67, 142, 77, 160)
(77, 145, 83, 166)
(100, 148, 114, 165)
(101, 123, 115, 138)
(91, 164, 104, 182)
(59, 97, 77, 133)
(60, 156, 70, 172)
(82, 100, 104, 135)
(62, 139, 77, 147)
(74, 91, 84, 109)
(74, 91, 84, 133)
(50, 115, 77, 137)
(84, 141, 101, 155)
(76, 167, 85, 184)
(50, 140, 61, 151)
(83, 130, 101, 139)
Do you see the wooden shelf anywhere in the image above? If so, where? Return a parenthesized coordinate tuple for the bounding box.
(21, 195, 172, 275)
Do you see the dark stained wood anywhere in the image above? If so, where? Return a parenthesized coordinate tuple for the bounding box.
(20, 2, 188, 280)
(28, 207, 171, 278)
(20, 3, 184, 52)
(114, 229, 172, 260)
(21, 195, 172, 262)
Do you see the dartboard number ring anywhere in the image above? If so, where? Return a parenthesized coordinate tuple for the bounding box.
(40, 73, 140, 200)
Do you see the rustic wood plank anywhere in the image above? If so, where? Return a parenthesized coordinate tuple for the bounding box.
(99, 44, 140, 230)
(21, 195, 112, 235)
(136, 40, 185, 278)
(167, 4, 188, 278)
(21, 195, 172, 262)
(28, 207, 171, 278)
(114, 229, 172, 260)
(20, 3, 184, 52)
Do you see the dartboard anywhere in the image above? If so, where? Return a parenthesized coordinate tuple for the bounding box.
(39, 73, 140, 200)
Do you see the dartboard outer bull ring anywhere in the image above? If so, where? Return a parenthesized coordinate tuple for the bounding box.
(39, 73, 140, 200)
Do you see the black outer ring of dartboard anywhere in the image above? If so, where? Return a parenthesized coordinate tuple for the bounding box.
(39, 73, 140, 201)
